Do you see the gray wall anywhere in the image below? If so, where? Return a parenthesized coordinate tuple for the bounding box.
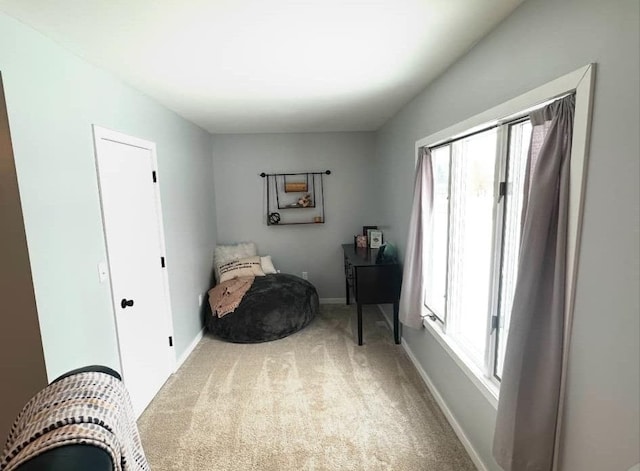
(375, 0, 640, 470)
(0, 12, 217, 381)
(212, 132, 377, 298)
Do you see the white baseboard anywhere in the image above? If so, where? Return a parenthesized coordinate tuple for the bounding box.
(376, 305, 487, 471)
(319, 297, 346, 304)
(175, 328, 204, 371)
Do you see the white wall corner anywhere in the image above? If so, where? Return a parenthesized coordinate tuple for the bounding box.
(376, 303, 394, 322)
(175, 328, 204, 371)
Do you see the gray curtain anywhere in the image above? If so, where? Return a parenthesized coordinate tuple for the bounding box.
(493, 94, 575, 471)
(399, 147, 433, 329)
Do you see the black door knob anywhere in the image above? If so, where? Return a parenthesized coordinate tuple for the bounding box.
(120, 298, 134, 309)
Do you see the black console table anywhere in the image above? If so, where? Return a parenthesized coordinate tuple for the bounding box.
(342, 244, 401, 346)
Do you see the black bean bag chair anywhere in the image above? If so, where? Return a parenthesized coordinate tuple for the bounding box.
(207, 273, 319, 343)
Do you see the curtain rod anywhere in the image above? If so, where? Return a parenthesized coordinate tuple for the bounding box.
(427, 92, 574, 152)
(428, 124, 499, 152)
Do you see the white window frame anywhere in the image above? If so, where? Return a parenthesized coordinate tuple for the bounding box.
(415, 64, 595, 407)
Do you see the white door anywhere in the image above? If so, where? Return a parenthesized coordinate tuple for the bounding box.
(93, 126, 174, 416)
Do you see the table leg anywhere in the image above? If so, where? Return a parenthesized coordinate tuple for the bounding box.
(393, 301, 400, 345)
(345, 277, 350, 305)
(357, 303, 363, 346)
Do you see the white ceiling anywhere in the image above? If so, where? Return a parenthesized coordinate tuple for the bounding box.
(0, 0, 523, 133)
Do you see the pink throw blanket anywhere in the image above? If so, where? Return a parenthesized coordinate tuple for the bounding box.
(208, 276, 255, 318)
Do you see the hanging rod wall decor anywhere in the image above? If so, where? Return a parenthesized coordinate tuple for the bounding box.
(259, 170, 331, 177)
(260, 170, 331, 226)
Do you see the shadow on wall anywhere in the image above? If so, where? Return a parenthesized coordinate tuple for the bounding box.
(199, 268, 217, 326)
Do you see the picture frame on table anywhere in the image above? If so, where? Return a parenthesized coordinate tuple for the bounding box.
(369, 230, 383, 249)
(355, 235, 368, 248)
(362, 225, 377, 245)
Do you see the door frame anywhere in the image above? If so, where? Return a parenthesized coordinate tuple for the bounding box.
(92, 125, 176, 382)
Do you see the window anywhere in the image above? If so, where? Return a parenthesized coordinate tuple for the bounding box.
(495, 120, 531, 379)
(416, 64, 594, 403)
(422, 117, 534, 386)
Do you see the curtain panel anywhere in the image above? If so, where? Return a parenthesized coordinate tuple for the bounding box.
(399, 147, 433, 329)
(493, 95, 576, 471)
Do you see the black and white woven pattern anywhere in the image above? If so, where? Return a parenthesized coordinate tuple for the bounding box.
(0, 372, 150, 471)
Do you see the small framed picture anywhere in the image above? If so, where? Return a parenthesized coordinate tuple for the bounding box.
(355, 235, 368, 248)
(366, 228, 376, 245)
(362, 225, 377, 237)
(369, 230, 383, 249)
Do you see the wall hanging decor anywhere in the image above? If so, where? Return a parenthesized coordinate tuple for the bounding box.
(260, 170, 330, 226)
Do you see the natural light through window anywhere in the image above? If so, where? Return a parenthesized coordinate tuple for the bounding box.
(495, 120, 531, 378)
(425, 146, 449, 322)
(449, 130, 497, 366)
(422, 120, 530, 384)
(416, 64, 594, 403)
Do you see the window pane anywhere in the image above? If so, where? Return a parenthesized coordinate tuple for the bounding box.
(424, 146, 450, 320)
(448, 129, 497, 366)
(495, 120, 532, 378)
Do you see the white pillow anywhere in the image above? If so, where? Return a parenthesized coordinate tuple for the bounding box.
(214, 242, 257, 281)
(218, 256, 265, 283)
(260, 255, 277, 274)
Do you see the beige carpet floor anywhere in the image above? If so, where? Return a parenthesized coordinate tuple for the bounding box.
(137, 304, 476, 471)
